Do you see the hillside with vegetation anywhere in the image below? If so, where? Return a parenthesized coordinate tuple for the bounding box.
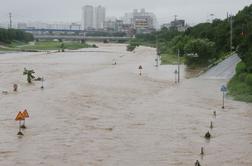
(228, 5, 252, 102)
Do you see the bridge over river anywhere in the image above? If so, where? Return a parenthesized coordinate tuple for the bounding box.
(20, 28, 132, 41)
(33, 35, 132, 41)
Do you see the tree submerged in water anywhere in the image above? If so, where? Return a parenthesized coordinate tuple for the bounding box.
(23, 68, 35, 83)
(60, 42, 65, 52)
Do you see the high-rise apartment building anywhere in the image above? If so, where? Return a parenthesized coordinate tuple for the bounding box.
(82, 5, 106, 30)
(95, 6, 106, 30)
(82, 5, 94, 30)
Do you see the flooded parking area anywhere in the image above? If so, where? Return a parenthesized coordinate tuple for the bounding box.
(0, 44, 251, 165)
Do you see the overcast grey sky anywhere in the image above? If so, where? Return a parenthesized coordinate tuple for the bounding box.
(0, 0, 251, 25)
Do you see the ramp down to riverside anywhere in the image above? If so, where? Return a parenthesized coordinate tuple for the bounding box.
(200, 54, 241, 80)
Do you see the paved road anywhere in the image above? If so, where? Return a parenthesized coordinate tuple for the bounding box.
(200, 54, 241, 80)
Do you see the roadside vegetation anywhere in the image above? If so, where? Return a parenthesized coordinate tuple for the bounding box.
(126, 40, 139, 51)
(129, 4, 252, 102)
(228, 62, 252, 102)
(19, 41, 91, 51)
(227, 5, 252, 102)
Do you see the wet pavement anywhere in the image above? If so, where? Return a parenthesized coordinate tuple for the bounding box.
(0, 44, 251, 165)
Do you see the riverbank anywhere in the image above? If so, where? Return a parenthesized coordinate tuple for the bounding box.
(0, 41, 93, 52)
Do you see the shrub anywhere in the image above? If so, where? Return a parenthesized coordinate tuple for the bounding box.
(127, 44, 136, 52)
(239, 73, 247, 82)
(236, 62, 247, 74)
(245, 73, 252, 85)
(92, 44, 98, 48)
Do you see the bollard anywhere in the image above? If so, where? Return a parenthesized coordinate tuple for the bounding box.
(213, 111, 216, 117)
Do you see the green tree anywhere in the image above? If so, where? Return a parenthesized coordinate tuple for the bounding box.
(23, 68, 35, 83)
(184, 38, 216, 66)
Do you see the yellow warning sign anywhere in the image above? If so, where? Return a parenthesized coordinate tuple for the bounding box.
(15, 112, 25, 121)
(23, 109, 29, 118)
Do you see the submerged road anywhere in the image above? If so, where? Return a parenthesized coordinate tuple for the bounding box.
(0, 44, 251, 166)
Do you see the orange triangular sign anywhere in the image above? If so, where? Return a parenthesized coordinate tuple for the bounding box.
(23, 109, 29, 118)
(15, 112, 25, 121)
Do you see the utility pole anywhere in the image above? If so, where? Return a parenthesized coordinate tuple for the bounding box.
(210, 14, 214, 23)
(230, 14, 233, 52)
(9, 12, 12, 29)
(174, 15, 177, 21)
(177, 49, 180, 83)
(155, 33, 159, 67)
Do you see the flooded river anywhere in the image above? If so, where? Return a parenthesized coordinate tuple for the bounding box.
(0, 44, 251, 165)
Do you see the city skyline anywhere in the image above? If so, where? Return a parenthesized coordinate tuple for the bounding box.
(0, 0, 251, 26)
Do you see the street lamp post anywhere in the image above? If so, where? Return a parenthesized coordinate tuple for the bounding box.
(220, 85, 227, 109)
(209, 13, 215, 23)
(229, 14, 233, 52)
(155, 33, 160, 67)
(177, 49, 180, 83)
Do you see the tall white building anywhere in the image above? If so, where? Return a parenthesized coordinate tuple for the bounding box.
(95, 6, 106, 30)
(82, 5, 94, 30)
(82, 5, 106, 30)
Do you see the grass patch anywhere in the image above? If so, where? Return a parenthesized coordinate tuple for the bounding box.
(161, 53, 185, 65)
(228, 62, 252, 103)
(0, 41, 91, 52)
(21, 41, 90, 50)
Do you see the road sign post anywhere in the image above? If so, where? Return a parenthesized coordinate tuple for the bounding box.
(21, 109, 29, 129)
(220, 85, 227, 109)
(15, 112, 25, 135)
(177, 49, 180, 83)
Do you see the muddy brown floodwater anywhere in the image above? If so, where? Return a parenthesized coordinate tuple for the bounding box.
(0, 44, 251, 166)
